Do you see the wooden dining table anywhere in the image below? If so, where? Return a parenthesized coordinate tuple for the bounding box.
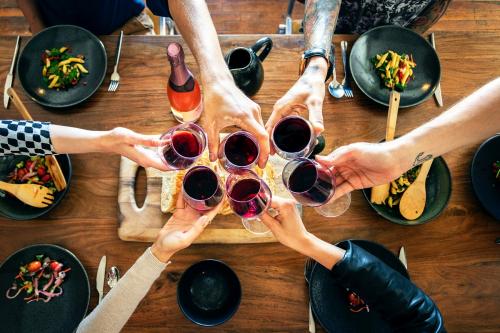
(0, 32, 499, 332)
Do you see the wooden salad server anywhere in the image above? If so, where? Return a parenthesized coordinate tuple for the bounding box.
(7, 88, 67, 191)
(370, 90, 400, 204)
(399, 159, 433, 220)
(0, 181, 54, 208)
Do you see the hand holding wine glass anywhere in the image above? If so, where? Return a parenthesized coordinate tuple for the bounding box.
(315, 142, 405, 202)
(200, 78, 270, 168)
(151, 194, 222, 263)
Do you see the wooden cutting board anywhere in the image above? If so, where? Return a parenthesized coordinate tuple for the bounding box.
(118, 157, 297, 244)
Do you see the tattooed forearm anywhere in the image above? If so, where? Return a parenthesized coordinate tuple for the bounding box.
(412, 152, 433, 167)
(304, 0, 342, 57)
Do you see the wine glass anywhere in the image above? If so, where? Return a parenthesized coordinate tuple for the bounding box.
(226, 170, 272, 234)
(282, 158, 351, 217)
(158, 122, 207, 170)
(182, 166, 224, 211)
(271, 115, 316, 159)
(218, 131, 260, 173)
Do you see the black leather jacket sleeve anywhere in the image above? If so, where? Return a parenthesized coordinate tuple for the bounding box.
(330, 241, 446, 333)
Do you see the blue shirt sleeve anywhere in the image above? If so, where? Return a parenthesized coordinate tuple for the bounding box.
(146, 0, 171, 17)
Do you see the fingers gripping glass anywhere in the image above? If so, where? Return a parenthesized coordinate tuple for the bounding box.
(158, 123, 207, 170)
(282, 158, 350, 217)
(226, 170, 272, 234)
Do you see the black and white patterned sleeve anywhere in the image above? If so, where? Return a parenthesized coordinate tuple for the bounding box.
(0, 120, 55, 156)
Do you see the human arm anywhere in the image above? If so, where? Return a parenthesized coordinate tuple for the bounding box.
(316, 77, 500, 200)
(16, 0, 45, 34)
(167, 0, 269, 167)
(0, 121, 168, 170)
(261, 197, 445, 333)
(266, 0, 341, 138)
(76, 195, 221, 333)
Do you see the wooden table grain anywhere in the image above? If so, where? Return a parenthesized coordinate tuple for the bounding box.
(0, 33, 499, 333)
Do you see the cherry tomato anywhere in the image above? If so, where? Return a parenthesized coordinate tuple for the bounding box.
(41, 174, 51, 182)
(17, 169, 26, 179)
(37, 167, 46, 177)
(49, 261, 63, 272)
(27, 261, 42, 273)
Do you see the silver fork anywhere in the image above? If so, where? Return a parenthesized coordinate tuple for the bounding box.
(108, 31, 123, 92)
(304, 258, 316, 333)
(340, 40, 353, 98)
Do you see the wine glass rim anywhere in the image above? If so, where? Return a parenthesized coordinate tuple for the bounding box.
(221, 130, 260, 169)
(271, 115, 315, 156)
(226, 170, 272, 204)
(163, 122, 207, 160)
(182, 165, 223, 203)
(283, 157, 334, 195)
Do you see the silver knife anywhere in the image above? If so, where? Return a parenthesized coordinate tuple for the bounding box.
(96, 256, 107, 303)
(4, 36, 21, 109)
(430, 33, 443, 107)
(398, 246, 408, 270)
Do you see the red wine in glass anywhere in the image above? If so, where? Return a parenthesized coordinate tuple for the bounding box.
(219, 131, 259, 173)
(226, 170, 272, 234)
(271, 116, 316, 159)
(283, 158, 334, 207)
(183, 166, 224, 211)
(166, 42, 203, 123)
(158, 123, 207, 170)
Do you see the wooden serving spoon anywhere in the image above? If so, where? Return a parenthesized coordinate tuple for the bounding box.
(7, 88, 67, 191)
(371, 90, 400, 204)
(399, 159, 434, 220)
(0, 181, 54, 208)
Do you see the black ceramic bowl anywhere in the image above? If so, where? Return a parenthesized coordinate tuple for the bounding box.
(362, 156, 451, 225)
(0, 244, 90, 333)
(471, 135, 500, 220)
(0, 154, 71, 220)
(310, 240, 409, 333)
(17, 25, 107, 108)
(177, 259, 241, 327)
(350, 25, 440, 108)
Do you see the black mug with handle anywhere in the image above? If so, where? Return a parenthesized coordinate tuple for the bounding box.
(224, 37, 273, 97)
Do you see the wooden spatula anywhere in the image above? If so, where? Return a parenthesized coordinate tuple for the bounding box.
(399, 159, 433, 220)
(7, 88, 67, 191)
(0, 181, 54, 208)
(370, 91, 400, 204)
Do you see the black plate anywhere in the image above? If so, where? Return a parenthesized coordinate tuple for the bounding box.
(0, 244, 90, 333)
(471, 135, 500, 220)
(362, 156, 451, 226)
(310, 240, 409, 333)
(350, 25, 440, 108)
(0, 155, 71, 220)
(177, 259, 241, 327)
(17, 25, 107, 108)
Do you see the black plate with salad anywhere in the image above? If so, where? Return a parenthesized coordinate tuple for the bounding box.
(0, 244, 89, 333)
(0, 154, 71, 220)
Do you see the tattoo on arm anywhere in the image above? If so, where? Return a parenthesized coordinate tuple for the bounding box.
(412, 152, 433, 167)
(304, 0, 342, 57)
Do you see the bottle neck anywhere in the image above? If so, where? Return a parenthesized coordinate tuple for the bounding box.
(169, 62, 192, 87)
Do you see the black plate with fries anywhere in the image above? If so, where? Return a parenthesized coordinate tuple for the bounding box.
(0, 154, 71, 220)
(17, 25, 107, 108)
(350, 25, 440, 108)
(0, 244, 89, 333)
(362, 156, 452, 225)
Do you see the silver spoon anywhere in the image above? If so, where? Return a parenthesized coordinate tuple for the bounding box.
(107, 266, 120, 289)
(328, 46, 344, 99)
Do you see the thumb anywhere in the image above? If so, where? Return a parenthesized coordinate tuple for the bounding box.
(315, 145, 352, 168)
(306, 99, 324, 136)
(182, 216, 210, 243)
(207, 128, 220, 162)
(260, 212, 280, 234)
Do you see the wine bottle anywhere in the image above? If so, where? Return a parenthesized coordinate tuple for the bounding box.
(166, 42, 203, 123)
